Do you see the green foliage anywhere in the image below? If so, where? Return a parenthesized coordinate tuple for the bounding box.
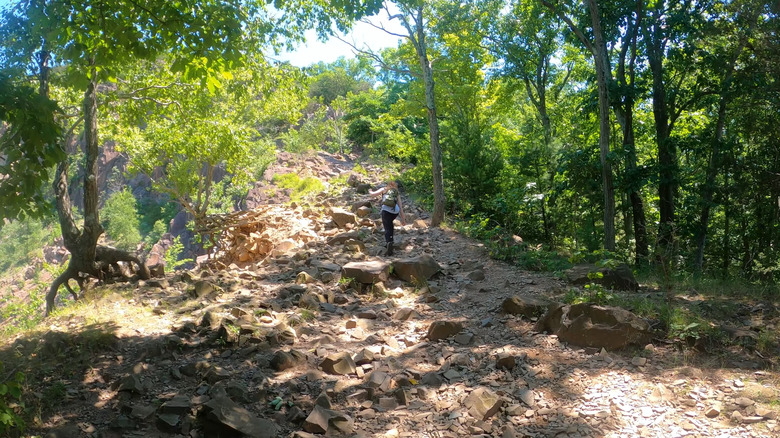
(0, 363, 25, 435)
(0, 218, 53, 271)
(101, 189, 142, 251)
(0, 74, 64, 220)
(272, 173, 325, 202)
(164, 236, 192, 271)
(0, 286, 45, 336)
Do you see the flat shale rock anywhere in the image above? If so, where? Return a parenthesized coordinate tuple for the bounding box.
(201, 396, 279, 438)
(342, 260, 391, 284)
(392, 255, 442, 283)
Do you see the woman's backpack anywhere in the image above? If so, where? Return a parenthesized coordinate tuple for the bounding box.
(382, 188, 398, 208)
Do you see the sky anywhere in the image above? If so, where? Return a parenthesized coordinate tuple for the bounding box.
(273, 18, 405, 67)
(0, 0, 404, 68)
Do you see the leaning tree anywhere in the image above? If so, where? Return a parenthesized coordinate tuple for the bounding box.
(0, 0, 381, 315)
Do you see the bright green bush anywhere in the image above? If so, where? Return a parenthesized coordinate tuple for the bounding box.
(101, 189, 142, 251)
(0, 218, 52, 271)
(272, 173, 325, 202)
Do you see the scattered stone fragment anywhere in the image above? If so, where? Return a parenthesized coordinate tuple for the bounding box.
(315, 392, 333, 409)
(296, 271, 315, 284)
(203, 366, 231, 384)
(116, 375, 144, 394)
(200, 311, 220, 329)
(426, 320, 464, 341)
(735, 397, 754, 407)
(156, 413, 181, 433)
(454, 332, 474, 345)
(320, 352, 357, 375)
(193, 280, 219, 298)
(392, 308, 420, 321)
(496, 353, 516, 370)
(353, 348, 375, 365)
(632, 356, 648, 366)
(303, 405, 353, 434)
(330, 208, 357, 228)
(704, 405, 721, 418)
(159, 395, 191, 415)
(464, 387, 503, 421)
(467, 269, 485, 281)
(517, 388, 535, 407)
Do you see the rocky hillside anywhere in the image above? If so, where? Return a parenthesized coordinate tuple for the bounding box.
(1, 158, 779, 438)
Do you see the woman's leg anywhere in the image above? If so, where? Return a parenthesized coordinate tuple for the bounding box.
(381, 210, 398, 254)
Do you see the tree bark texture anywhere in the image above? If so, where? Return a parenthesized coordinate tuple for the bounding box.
(411, 5, 445, 227)
(587, 0, 616, 251)
(647, 13, 676, 254)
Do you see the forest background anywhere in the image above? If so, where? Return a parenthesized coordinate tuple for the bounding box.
(0, 0, 778, 346)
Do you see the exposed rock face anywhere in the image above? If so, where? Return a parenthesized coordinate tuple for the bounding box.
(342, 260, 391, 284)
(535, 303, 652, 350)
(392, 255, 442, 283)
(565, 263, 639, 291)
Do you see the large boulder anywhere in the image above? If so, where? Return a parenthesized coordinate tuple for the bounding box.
(342, 260, 391, 284)
(330, 208, 357, 228)
(501, 295, 549, 318)
(392, 255, 442, 283)
(565, 263, 639, 291)
(535, 303, 652, 350)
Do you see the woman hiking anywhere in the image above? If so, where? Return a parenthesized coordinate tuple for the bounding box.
(369, 180, 406, 256)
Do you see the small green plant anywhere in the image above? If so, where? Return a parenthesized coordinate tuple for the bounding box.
(164, 236, 193, 271)
(353, 163, 368, 175)
(299, 309, 316, 322)
(42, 381, 67, 411)
(0, 363, 25, 435)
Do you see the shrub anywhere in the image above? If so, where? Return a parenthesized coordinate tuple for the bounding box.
(0, 363, 25, 435)
(164, 236, 192, 271)
(101, 189, 142, 251)
(0, 218, 51, 271)
(272, 173, 325, 202)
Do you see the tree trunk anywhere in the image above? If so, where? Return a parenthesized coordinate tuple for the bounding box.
(694, 40, 745, 274)
(647, 14, 676, 254)
(45, 63, 148, 315)
(614, 3, 648, 267)
(411, 5, 445, 227)
(721, 171, 730, 277)
(587, 0, 615, 251)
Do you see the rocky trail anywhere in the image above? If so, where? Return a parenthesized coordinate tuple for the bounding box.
(3, 157, 779, 438)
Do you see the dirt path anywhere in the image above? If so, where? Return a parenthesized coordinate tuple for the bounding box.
(7, 167, 779, 438)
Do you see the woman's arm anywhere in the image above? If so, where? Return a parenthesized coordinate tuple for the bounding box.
(397, 197, 406, 225)
(368, 186, 386, 198)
